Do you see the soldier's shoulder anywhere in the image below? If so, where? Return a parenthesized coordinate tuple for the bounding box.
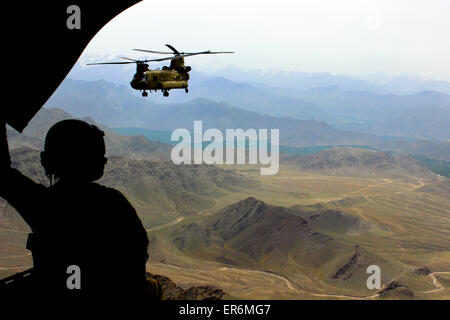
(91, 182, 123, 195)
(91, 183, 131, 203)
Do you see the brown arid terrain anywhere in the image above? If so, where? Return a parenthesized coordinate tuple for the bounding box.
(144, 165, 450, 300)
(1, 109, 449, 300)
(2, 148, 449, 299)
(146, 272, 226, 300)
(280, 147, 437, 180)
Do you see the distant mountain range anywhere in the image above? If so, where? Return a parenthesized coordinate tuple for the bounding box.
(162, 77, 450, 139)
(64, 64, 450, 140)
(290, 86, 450, 138)
(44, 78, 450, 161)
(71, 58, 450, 95)
(44, 79, 381, 147)
(168, 77, 324, 120)
(198, 66, 450, 95)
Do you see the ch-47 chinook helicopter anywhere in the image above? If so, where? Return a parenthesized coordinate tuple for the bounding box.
(87, 44, 234, 97)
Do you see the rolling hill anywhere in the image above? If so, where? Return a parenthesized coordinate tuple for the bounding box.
(0, 147, 255, 229)
(166, 197, 401, 294)
(281, 147, 438, 180)
(7, 107, 171, 161)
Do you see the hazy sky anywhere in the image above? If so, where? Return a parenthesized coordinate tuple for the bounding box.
(82, 0, 450, 81)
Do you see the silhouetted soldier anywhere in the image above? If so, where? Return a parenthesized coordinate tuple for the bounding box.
(0, 119, 153, 299)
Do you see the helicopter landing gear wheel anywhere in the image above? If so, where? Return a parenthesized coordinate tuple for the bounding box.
(185, 88, 189, 93)
(163, 90, 169, 97)
(142, 91, 148, 97)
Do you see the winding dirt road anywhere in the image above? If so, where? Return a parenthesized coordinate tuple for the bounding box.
(146, 217, 184, 232)
(421, 272, 450, 294)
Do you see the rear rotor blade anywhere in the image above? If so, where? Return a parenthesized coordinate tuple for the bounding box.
(144, 52, 211, 62)
(134, 48, 234, 56)
(178, 51, 234, 55)
(133, 49, 173, 54)
(204, 51, 234, 54)
(165, 44, 180, 54)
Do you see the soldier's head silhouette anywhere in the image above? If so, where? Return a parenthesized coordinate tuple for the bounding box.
(40, 119, 107, 184)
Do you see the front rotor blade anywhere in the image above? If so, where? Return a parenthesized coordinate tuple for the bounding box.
(86, 61, 136, 65)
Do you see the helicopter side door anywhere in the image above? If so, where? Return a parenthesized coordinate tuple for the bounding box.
(145, 71, 162, 90)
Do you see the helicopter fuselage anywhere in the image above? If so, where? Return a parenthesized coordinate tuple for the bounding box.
(130, 69, 189, 91)
(130, 57, 192, 97)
